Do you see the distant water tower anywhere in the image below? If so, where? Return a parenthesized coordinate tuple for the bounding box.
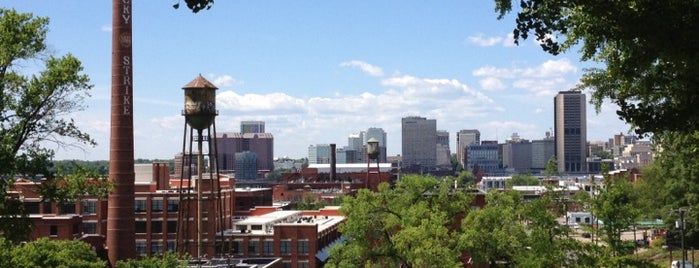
(176, 75, 226, 260)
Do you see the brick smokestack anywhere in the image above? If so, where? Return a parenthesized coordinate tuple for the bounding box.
(330, 143, 336, 181)
(107, 0, 135, 265)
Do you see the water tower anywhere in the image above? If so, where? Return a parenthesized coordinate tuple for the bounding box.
(176, 75, 226, 260)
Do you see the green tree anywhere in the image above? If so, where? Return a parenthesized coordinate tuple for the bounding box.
(115, 252, 185, 268)
(9, 238, 106, 268)
(38, 164, 112, 214)
(544, 157, 559, 179)
(494, 1, 699, 136)
(172, 0, 215, 13)
(0, 8, 94, 242)
(592, 173, 639, 259)
(459, 190, 526, 266)
(455, 170, 476, 188)
(505, 173, 540, 188)
(327, 175, 472, 268)
(636, 131, 699, 247)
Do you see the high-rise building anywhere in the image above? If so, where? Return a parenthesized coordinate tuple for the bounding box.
(436, 130, 451, 166)
(554, 91, 587, 173)
(308, 144, 332, 164)
(347, 132, 364, 151)
(531, 132, 555, 172)
(240, 120, 265, 134)
(467, 141, 500, 174)
(216, 132, 274, 174)
(456, 129, 480, 168)
(401, 116, 437, 167)
(502, 133, 532, 173)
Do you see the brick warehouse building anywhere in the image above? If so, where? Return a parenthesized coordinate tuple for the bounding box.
(7, 163, 344, 267)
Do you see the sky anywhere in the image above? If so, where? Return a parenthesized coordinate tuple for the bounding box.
(2, 1, 631, 161)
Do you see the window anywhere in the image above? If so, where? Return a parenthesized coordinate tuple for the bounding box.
(282, 261, 291, 268)
(248, 239, 259, 255)
(151, 242, 163, 254)
(167, 241, 176, 252)
(280, 239, 291, 255)
(83, 221, 97, 234)
(82, 200, 97, 215)
(167, 199, 179, 212)
(135, 220, 147, 234)
(135, 200, 147, 212)
(136, 241, 147, 255)
(25, 201, 40, 214)
(61, 202, 76, 214)
(167, 220, 177, 234)
(151, 199, 163, 212)
(298, 239, 309, 255)
(50, 225, 58, 236)
(151, 220, 163, 233)
(43, 202, 52, 213)
(232, 240, 243, 255)
(263, 240, 274, 256)
(298, 261, 310, 268)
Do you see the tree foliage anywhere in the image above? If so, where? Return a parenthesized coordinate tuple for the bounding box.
(635, 131, 699, 247)
(38, 164, 112, 214)
(494, 1, 699, 136)
(505, 173, 540, 188)
(172, 0, 215, 13)
(327, 175, 472, 267)
(4, 237, 105, 268)
(115, 252, 185, 268)
(0, 8, 94, 242)
(0, 8, 94, 179)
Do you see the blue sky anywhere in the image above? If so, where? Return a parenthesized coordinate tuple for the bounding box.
(3, 1, 630, 160)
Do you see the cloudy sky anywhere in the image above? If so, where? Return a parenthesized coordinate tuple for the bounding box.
(3, 1, 630, 160)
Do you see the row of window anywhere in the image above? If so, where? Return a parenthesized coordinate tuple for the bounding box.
(135, 199, 179, 213)
(24, 200, 98, 215)
(135, 240, 176, 255)
(225, 239, 309, 256)
(135, 220, 178, 234)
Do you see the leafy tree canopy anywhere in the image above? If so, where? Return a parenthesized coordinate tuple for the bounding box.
(6, 237, 105, 268)
(327, 175, 472, 267)
(0, 8, 94, 179)
(494, 1, 699, 136)
(172, 0, 215, 13)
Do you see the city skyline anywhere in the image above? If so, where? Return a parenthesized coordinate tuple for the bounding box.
(4, 1, 632, 161)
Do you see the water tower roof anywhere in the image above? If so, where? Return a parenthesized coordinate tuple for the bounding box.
(182, 74, 218, 90)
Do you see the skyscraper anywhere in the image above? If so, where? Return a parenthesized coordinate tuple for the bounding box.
(216, 132, 274, 174)
(456, 129, 480, 168)
(554, 91, 587, 173)
(308, 144, 332, 164)
(436, 130, 451, 166)
(401, 116, 437, 167)
(240, 120, 265, 134)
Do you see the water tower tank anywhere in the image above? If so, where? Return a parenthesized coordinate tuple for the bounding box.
(182, 75, 218, 130)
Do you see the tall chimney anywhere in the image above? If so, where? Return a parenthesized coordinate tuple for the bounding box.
(330, 143, 336, 181)
(107, 0, 135, 265)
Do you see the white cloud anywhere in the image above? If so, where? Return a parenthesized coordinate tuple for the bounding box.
(217, 91, 305, 112)
(209, 74, 237, 87)
(339, 60, 384, 77)
(101, 25, 112, 32)
(479, 77, 506, 91)
(473, 58, 577, 78)
(467, 34, 503, 47)
(503, 33, 517, 47)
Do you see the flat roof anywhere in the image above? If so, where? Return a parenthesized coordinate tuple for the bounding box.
(230, 210, 344, 235)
